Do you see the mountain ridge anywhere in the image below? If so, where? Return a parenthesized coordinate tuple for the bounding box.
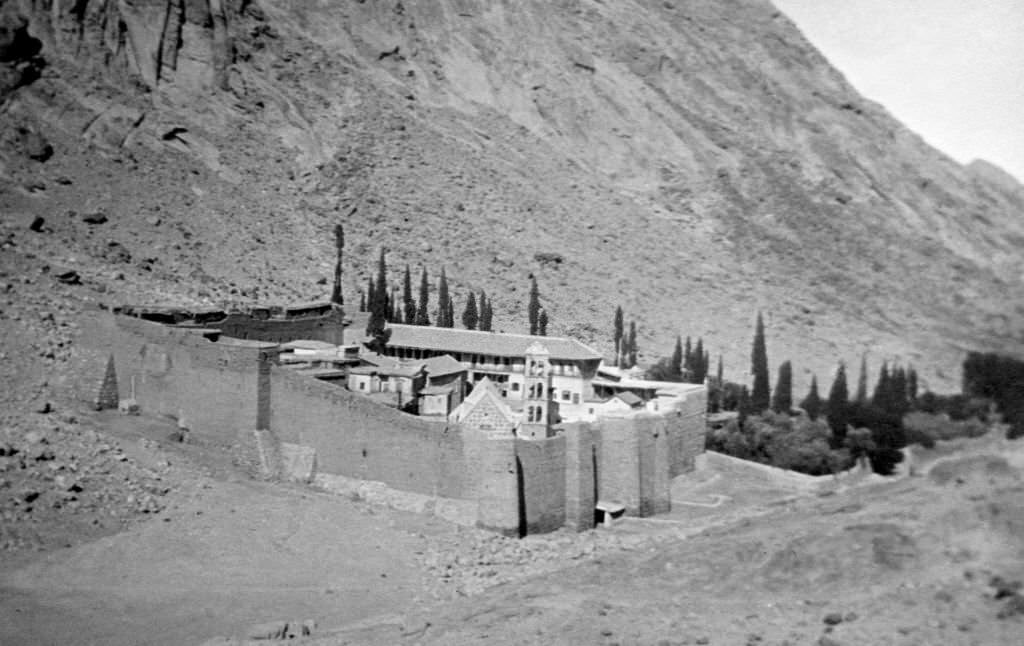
(1, 0, 1022, 393)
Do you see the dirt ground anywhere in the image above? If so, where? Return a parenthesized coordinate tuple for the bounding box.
(2, 407, 1022, 646)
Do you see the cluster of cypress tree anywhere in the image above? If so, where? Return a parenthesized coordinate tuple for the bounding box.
(527, 277, 550, 336)
(610, 306, 638, 368)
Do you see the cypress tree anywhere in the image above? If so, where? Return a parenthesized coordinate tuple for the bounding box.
(330, 224, 344, 306)
(462, 292, 479, 330)
(613, 306, 624, 368)
(365, 258, 390, 353)
(772, 360, 793, 414)
(694, 338, 706, 383)
(800, 375, 823, 420)
(528, 277, 541, 335)
(907, 366, 918, 404)
(891, 365, 908, 416)
(737, 385, 753, 425)
(446, 295, 455, 328)
(375, 248, 389, 322)
(826, 363, 850, 445)
(855, 354, 869, 404)
(366, 276, 375, 315)
(478, 291, 491, 331)
(750, 312, 771, 413)
(872, 361, 891, 412)
(703, 349, 711, 383)
(671, 336, 683, 380)
(402, 265, 416, 324)
(437, 269, 450, 328)
(627, 321, 638, 368)
(415, 268, 430, 326)
(716, 354, 724, 384)
(538, 309, 548, 336)
(358, 289, 366, 313)
(683, 336, 693, 378)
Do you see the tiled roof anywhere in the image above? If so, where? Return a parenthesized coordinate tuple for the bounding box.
(380, 324, 601, 361)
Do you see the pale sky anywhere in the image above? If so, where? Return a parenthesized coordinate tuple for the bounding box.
(773, 0, 1024, 184)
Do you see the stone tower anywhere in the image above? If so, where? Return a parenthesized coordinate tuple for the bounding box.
(520, 342, 553, 439)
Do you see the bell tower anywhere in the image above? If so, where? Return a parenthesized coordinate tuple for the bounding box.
(520, 342, 553, 439)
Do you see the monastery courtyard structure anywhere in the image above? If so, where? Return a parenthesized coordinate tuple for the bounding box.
(75, 302, 708, 536)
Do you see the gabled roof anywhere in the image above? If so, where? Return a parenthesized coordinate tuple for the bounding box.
(449, 377, 517, 426)
(380, 324, 601, 361)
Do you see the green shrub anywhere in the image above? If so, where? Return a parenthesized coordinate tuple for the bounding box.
(903, 411, 990, 443)
(706, 411, 853, 476)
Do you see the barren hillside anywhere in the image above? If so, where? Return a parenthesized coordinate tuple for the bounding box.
(2, 0, 1023, 391)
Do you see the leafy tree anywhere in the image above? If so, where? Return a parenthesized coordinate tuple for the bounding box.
(437, 269, 451, 328)
(855, 354, 868, 404)
(330, 224, 344, 306)
(528, 277, 541, 335)
(462, 292, 479, 330)
(415, 268, 431, 326)
(538, 309, 548, 336)
(402, 265, 416, 324)
(772, 360, 793, 414)
(750, 312, 771, 413)
(646, 356, 685, 382)
(737, 385, 752, 424)
(800, 375, 823, 420)
(826, 362, 850, 446)
(613, 306, 624, 368)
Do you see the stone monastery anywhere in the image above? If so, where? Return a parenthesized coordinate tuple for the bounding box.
(77, 301, 707, 536)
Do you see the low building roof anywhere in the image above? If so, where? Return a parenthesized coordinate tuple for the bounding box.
(422, 354, 466, 377)
(280, 339, 337, 351)
(419, 384, 455, 396)
(613, 392, 644, 407)
(379, 324, 601, 362)
(348, 363, 423, 378)
(284, 300, 334, 312)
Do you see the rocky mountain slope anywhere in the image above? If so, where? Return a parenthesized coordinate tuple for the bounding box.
(2, 0, 1023, 392)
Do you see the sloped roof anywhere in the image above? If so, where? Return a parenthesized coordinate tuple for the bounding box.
(419, 384, 455, 396)
(613, 392, 644, 407)
(380, 324, 601, 361)
(280, 339, 337, 351)
(422, 354, 466, 377)
(449, 377, 517, 425)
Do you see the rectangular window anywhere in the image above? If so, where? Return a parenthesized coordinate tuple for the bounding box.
(562, 390, 571, 401)
(511, 382, 520, 392)
(572, 393, 580, 404)
(358, 382, 365, 391)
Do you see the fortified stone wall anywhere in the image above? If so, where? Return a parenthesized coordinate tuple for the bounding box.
(215, 310, 347, 345)
(594, 414, 642, 515)
(461, 431, 519, 535)
(268, 365, 464, 498)
(515, 436, 567, 535)
(75, 312, 709, 536)
(95, 315, 272, 447)
(562, 423, 599, 531)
